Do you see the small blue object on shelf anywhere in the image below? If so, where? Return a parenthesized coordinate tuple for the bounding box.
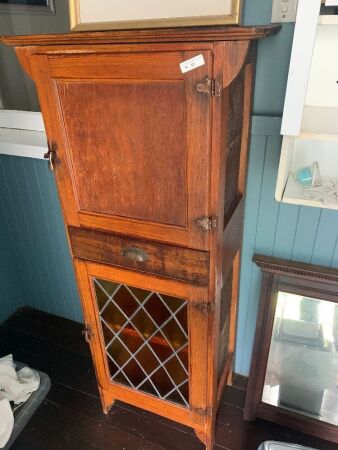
(294, 161, 321, 188)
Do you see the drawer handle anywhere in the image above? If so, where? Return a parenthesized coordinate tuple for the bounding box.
(122, 247, 148, 262)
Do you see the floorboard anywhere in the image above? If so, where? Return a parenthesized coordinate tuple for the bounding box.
(1, 307, 336, 450)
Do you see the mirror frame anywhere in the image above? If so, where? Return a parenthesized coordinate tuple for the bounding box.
(244, 254, 338, 444)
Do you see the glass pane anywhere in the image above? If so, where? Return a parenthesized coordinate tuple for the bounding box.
(263, 291, 338, 425)
(93, 277, 189, 407)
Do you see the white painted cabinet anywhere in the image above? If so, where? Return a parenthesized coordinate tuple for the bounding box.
(276, 0, 338, 210)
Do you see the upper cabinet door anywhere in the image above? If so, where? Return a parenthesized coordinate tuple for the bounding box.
(31, 47, 214, 250)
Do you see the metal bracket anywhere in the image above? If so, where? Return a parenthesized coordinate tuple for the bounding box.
(196, 77, 222, 97)
(195, 216, 218, 231)
(44, 141, 57, 172)
(195, 303, 215, 315)
(82, 324, 93, 344)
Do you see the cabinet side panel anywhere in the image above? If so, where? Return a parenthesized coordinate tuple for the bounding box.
(224, 69, 244, 217)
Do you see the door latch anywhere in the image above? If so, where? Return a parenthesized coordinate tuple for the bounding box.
(44, 141, 57, 172)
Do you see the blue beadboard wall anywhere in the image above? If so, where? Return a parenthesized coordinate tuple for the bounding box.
(235, 117, 338, 375)
(0, 177, 24, 322)
(0, 156, 82, 323)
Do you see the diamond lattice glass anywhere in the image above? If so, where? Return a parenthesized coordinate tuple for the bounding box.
(93, 278, 189, 407)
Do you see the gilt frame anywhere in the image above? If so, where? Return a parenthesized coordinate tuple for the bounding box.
(69, 0, 242, 31)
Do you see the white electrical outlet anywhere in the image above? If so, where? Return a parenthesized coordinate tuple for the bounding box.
(271, 0, 299, 23)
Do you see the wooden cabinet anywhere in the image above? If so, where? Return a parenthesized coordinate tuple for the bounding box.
(2, 25, 278, 449)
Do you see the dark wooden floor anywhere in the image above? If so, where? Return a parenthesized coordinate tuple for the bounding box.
(0, 307, 335, 450)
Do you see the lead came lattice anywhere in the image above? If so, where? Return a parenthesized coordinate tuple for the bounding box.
(93, 278, 189, 407)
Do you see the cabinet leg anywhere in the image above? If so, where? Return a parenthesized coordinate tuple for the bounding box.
(194, 427, 207, 445)
(205, 419, 216, 450)
(98, 386, 115, 415)
(193, 419, 216, 450)
(227, 367, 233, 386)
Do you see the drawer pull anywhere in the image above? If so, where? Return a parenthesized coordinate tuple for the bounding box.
(122, 247, 148, 262)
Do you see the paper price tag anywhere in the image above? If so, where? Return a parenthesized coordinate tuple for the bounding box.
(180, 54, 205, 73)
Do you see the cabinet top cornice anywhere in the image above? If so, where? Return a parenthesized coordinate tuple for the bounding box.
(1, 25, 280, 47)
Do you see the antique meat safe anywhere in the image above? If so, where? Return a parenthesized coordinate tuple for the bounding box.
(2, 25, 278, 449)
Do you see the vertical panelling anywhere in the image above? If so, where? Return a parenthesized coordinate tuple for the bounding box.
(0, 190, 24, 322)
(291, 207, 322, 262)
(0, 154, 82, 323)
(235, 134, 267, 373)
(311, 210, 338, 266)
(235, 117, 338, 376)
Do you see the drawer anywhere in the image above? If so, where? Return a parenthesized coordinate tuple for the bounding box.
(68, 226, 209, 286)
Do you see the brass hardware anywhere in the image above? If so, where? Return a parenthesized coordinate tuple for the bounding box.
(192, 407, 213, 417)
(195, 216, 218, 231)
(122, 247, 148, 262)
(196, 77, 222, 97)
(195, 303, 215, 314)
(213, 77, 223, 97)
(44, 141, 57, 172)
(82, 324, 93, 344)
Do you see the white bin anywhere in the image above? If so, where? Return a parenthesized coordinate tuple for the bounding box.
(258, 442, 317, 450)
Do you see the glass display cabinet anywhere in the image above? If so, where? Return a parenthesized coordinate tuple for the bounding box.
(245, 254, 338, 445)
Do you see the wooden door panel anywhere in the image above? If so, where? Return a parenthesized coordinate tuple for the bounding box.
(57, 80, 187, 226)
(31, 48, 212, 249)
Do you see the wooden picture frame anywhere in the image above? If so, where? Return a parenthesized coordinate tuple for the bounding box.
(69, 0, 242, 31)
(244, 254, 338, 444)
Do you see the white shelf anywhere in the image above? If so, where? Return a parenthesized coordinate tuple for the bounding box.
(318, 15, 338, 25)
(300, 107, 338, 139)
(0, 128, 47, 159)
(277, 1, 338, 210)
(0, 110, 45, 132)
(0, 110, 47, 159)
(283, 174, 338, 210)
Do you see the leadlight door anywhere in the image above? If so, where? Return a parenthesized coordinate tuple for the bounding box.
(30, 46, 214, 250)
(76, 260, 209, 416)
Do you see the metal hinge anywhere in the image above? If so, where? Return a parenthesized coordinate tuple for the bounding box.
(195, 303, 215, 315)
(192, 407, 213, 417)
(195, 216, 218, 231)
(196, 77, 222, 97)
(82, 324, 93, 344)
